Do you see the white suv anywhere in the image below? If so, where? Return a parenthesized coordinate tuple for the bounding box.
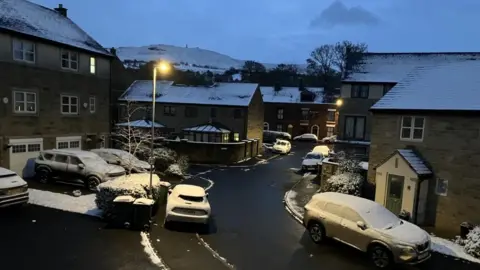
(0, 167, 29, 208)
(34, 149, 126, 191)
(164, 184, 211, 227)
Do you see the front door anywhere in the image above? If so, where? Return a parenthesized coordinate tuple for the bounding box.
(386, 174, 404, 215)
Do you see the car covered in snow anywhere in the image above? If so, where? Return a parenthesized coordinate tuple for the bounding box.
(164, 184, 211, 226)
(263, 130, 292, 144)
(90, 148, 151, 173)
(293, 133, 318, 142)
(34, 149, 126, 191)
(303, 192, 431, 268)
(301, 152, 324, 172)
(312, 145, 332, 157)
(320, 135, 337, 143)
(272, 139, 291, 154)
(0, 167, 29, 208)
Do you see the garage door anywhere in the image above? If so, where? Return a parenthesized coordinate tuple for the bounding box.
(56, 136, 82, 149)
(9, 138, 44, 177)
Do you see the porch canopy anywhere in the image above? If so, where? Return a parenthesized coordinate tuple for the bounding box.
(183, 123, 231, 142)
(116, 119, 165, 128)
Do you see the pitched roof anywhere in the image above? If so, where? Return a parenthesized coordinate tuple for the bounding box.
(371, 59, 480, 111)
(375, 149, 432, 176)
(0, 0, 110, 56)
(119, 81, 259, 107)
(260, 86, 325, 104)
(116, 119, 164, 128)
(344, 52, 480, 83)
(183, 123, 230, 134)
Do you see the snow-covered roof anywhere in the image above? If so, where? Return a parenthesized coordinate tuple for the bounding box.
(344, 53, 480, 83)
(116, 119, 164, 128)
(173, 184, 206, 197)
(120, 80, 258, 107)
(397, 149, 432, 175)
(0, 0, 111, 56)
(183, 124, 230, 134)
(260, 86, 325, 104)
(372, 60, 480, 111)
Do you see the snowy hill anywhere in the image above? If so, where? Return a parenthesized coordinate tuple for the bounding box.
(116, 44, 304, 74)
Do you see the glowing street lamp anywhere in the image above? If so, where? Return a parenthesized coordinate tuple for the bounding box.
(149, 61, 170, 197)
(336, 99, 343, 107)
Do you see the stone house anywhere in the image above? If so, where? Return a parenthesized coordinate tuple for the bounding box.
(368, 56, 480, 236)
(260, 86, 337, 138)
(0, 1, 113, 176)
(118, 81, 264, 152)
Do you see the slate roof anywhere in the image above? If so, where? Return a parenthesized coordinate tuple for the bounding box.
(0, 0, 110, 56)
(119, 81, 259, 107)
(260, 86, 325, 104)
(116, 120, 164, 128)
(375, 149, 432, 176)
(371, 59, 480, 111)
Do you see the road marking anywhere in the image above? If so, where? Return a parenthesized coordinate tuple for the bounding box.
(140, 232, 170, 269)
(195, 233, 236, 269)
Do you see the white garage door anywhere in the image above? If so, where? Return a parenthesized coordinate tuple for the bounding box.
(56, 136, 82, 150)
(9, 138, 44, 177)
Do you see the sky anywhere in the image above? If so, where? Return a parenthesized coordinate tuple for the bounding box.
(33, 0, 480, 64)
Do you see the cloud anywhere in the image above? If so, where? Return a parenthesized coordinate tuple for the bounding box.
(310, 0, 380, 29)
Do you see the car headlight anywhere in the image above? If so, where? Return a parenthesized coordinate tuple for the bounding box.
(397, 245, 417, 260)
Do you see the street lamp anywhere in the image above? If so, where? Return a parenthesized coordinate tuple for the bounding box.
(336, 99, 343, 107)
(149, 61, 170, 198)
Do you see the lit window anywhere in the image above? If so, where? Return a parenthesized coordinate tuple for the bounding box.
(233, 133, 239, 141)
(400, 116, 425, 141)
(89, 97, 96, 113)
(13, 91, 36, 113)
(276, 124, 282, 131)
(90, 57, 96, 74)
(61, 50, 78, 70)
(13, 39, 35, 63)
(61, 95, 79, 115)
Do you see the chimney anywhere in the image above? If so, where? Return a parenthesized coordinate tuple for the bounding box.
(54, 4, 68, 17)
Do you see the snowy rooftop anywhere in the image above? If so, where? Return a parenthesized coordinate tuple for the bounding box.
(260, 86, 325, 104)
(372, 59, 480, 111)
(183, 124, 230, 134)
(397, 149, 432, 175)
(0, 0, 110, 56)
(344, 53, 480, 83)
(119, 81, 258, 107)
(116, 119, 164, 128)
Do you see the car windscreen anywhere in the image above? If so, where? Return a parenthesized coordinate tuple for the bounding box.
(305, 154, 322, 159)
(0, 173, 17, 179)
(275, 142, 286, 146)
(82, 156, 108, 165)
(361, 206, 401, 229)
(116, 151, 139, 161)
(179, 195, 204, 202)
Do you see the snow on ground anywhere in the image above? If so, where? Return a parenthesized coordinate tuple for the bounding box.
(284, 190, 304, 221)
(140, 232, 170, 269)
(431, 236, 480, 264)
(28, 189, 101, 217)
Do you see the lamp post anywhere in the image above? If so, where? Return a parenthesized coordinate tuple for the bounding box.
(149, 61, 170, 198)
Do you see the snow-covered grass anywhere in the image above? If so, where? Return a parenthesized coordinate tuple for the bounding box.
(28, 189, 102, 217)
(195, 233, 235, 269)
(140, 232, 170, 269)
(431, 236, 480, 264)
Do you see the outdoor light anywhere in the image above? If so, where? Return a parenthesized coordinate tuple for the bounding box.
(157, 61, 170, 73)
(336, 99, 343, 107)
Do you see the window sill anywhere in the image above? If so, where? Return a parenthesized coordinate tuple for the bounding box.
(13, 59, 35, 64)
(13, 112, 38, 116)
(399, 138, 423, 143)
(61, 113, 80, 117)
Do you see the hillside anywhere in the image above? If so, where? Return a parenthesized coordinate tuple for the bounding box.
(116, 44, 305, 74)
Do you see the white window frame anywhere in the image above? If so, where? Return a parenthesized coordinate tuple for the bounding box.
(61, 50, 78, 70)
(277, 109, 284, 120)
(90, 57, 96, 74)
(89, 96, 96, 113)
(13, 39, 35, 63)
(56, 136, 82, 149)
(276, 124, 283, 132)
(400, 116, 425, 142)
(13, 90, 37, 114)
(61, 95, 79, 115)
(435, 178, 448, 196)
(263, 122, 269, 130)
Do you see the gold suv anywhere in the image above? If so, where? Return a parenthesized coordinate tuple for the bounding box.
(303, 192, 431, 268)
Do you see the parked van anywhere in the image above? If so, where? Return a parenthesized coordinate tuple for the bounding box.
(303, 192, 431, 268)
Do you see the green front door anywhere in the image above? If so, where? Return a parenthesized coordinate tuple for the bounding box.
(386, 174, 404, 215)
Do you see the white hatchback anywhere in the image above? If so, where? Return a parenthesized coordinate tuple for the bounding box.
(165, 184, 211, 226)
(272, 139, 291, 154)
(0, 167, 29, 208)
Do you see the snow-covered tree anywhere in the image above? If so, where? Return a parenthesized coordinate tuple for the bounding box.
(320, 152, 364, 196)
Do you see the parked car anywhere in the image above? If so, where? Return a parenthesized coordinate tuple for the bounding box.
(91, 148, 151, 173)
(301, 152, 324, 172)
(0, 167, 29, 208)
(293, 133, 318, 142)
(164, 184, 211, 227)
(263, 130, 292, 144)
(312, 145, 333, 157)
(320, 135, 337, 143)
(34, 149, 126, 191)
(303, 192, 431, 268)
(272, 139, 291, 154)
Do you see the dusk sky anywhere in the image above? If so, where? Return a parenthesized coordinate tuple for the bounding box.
(33, 0, 479, 64)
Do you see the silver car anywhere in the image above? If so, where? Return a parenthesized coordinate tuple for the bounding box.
(90, 148, 151, 173)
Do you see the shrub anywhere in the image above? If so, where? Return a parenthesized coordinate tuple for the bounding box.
(153, 147, 177, 172)
(165, 164, 183, 177)
(321, 172, 364, 196)
(464, 226, 480, 258)
(95, 173, 162, 218)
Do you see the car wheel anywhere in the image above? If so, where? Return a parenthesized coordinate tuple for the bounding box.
(369, 245, 392, 268)
(37, 169, 51, 184)
(86, 176, 101, 191)
(308, 221, 325, 244)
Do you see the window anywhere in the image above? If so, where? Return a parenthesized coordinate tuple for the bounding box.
(43, 153, 54, 160)
(351, 84, 369, 98)
(210, 108, 217, 118)
(70, 141, 80, 148)
(61, 50, 78, 70)
(435, 178, 448, 196)
(57, 140, 80, 149)
(344, 116, 366, 140)
(61, 95, 79, 115)
(13, 91, 36, 113)
(185, 106, 198, 118)
(13, 39, 35, 63)
(90, 57, 96, 74)
(341, 208, 364, 222)
(12, 145, 26, 153)
(327, 127, 334, 137)
(233, 133, 239, 141)
(301, 109, 310, 120)
(89, 97, 96, 113)
(327, 111, 335, 122)
(233, 109, 243, 119)
(263, 122, 269, 130)
(164, 106, 176, 116)
(54, 154, 68, 163)
(28, 144, 41, 152)
(277, 108, 284, 120)
(276, 124, 283, 131)
(324, 203, 343, 216)
(222, 133, 229, 142)
(400, 116, 425, 141)
(57, 142, 69, 149)
(69, 156, 82, 165)
(383, 84, 392, 95)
